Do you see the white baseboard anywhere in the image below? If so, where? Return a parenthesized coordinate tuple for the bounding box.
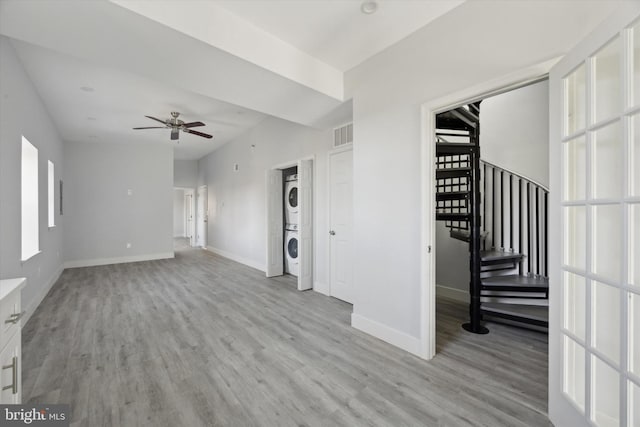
(22, 263, 63, 327)
(205, 247, 265, 272)
(436, 284, 468, 303)
(351, 313, 423, 358)
(64, 252, 174, 269)
(313, 281, 329, 296)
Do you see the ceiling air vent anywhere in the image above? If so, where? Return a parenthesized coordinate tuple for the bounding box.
(333, 122, 353, 148)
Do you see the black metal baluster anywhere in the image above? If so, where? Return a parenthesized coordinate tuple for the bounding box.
(544, 191, 548, 277)
(509, 174, 513, 251)
(527, 183, 531, 275)
(535, 187, 540, 276)
(519, 179, 523, 276)
(500, 171, 504, 250)
(483, 163, 487, 251)
(492, 167, 496, 249)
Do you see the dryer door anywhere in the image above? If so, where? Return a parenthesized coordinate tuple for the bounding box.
(287, 234, 298, 262)
(286, 182, 299, 213)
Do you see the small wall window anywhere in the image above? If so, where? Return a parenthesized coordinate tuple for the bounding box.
(48, 160, 55, 227)
(21, 136, 39, 260)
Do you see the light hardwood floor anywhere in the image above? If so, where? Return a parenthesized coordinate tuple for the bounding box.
(22, 244, 550, 426)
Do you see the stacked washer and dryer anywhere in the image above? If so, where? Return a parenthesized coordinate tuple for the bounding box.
(284, 172, 299, 276)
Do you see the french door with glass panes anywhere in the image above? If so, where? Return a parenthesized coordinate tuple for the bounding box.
(549, 4, 640, 427)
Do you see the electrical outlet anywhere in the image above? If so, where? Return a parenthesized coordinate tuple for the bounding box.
(126, 243, 131, 249)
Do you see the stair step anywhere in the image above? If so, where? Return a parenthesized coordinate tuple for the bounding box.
(449, 229, 488, 243)
(481, 275, 548, 292)
(481, 290, 547, 298)
(480, 296, 548, 306)
(436, 213, 471, 222)
(480, 250, 524, 267)
(436, 167, 471, 179)
(436, 142, 477, 155)
(436, 191, 469, 201)
(481, 302, 548, 328)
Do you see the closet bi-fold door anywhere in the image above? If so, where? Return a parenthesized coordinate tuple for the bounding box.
(298, 159, 313, 291)
(549, 3, 640, 426)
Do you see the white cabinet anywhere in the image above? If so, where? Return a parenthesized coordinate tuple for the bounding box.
(0, 278, 25, 404)
(0, 331, 21, 403)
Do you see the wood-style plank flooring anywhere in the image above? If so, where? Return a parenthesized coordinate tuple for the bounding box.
(22, 242, 550, 426)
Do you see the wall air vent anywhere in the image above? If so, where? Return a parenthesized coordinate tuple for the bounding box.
(333, 122, 353, 148)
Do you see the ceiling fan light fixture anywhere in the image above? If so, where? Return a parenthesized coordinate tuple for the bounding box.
(361, 1, 378, 15)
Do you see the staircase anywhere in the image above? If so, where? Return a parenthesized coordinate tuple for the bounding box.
(435, 103, 549, 333)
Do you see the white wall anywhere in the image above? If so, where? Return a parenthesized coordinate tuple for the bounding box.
(344, 1, 619, 349)
(173, 188, 185, 237)
(197, 116, 332, 291)
(0, 37, 65, 323)
(174, 159, 197, 188)
(482, 80, 549, 187)
(63, 142, 173, 266)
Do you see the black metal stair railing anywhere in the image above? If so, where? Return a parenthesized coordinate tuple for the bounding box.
(480, 160, 549, 279)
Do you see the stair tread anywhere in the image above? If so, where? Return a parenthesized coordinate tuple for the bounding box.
(480, 250, 524, 262)
(436, 167, 471, 176)
(436, 191, 468, 201)
(436, 213, 471, 221)
(481, 302, 548, 322)
(480, 296, 548, 306)
(482, 274, 548, 288)
(435, 142, 477, 155)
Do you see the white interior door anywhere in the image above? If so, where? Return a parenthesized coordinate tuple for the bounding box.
(298, 159, 313, 291)
(329, 148, 354, 303)
(549, 5, 640, 427)
(265, 169, 284, 277)
(197, 185, 207, 248)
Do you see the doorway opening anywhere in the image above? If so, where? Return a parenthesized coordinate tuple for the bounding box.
(174, 187, 195, 251)
(266, 158, 313, 292)
(433, 79, 550, 335)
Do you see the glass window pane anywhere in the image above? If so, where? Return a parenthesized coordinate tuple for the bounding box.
(592, 356, 620, 427)
(633, 114, 640, 197)
(566, 64, 586, 135)
(563, 272, 586, 340)
(563, 335, 585, 412)
(594, 36, 621, 123)
(634, 22, 640, 107)
(630, 380, 640, 427)
(593, 121, 622, 199)
(564, 136, 586, 201)
(565, 206, 586, 270)
(592, 281, 621, 365)
(631, 293, 640, 377)
(593, 204, 622, 283)
(631, 204, 640, 287)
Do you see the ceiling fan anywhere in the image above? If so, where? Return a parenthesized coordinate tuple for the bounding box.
(133, 112, 213, 141)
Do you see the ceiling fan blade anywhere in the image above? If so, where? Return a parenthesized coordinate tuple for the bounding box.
(171, 128, 179, 140)
(182, 121, 205, 128)
(133, 126, 165, 130)
(145, 115, 168, 125)
(183, 129, 213, 139)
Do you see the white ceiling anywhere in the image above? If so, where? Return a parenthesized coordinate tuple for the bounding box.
(11, 39, 268, 160)
(214, 0, 465, 71)
(2, 0, 465, 160)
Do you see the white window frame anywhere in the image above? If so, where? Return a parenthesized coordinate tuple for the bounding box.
(48, 160, 55, 228)
(21, 136, 40, 261)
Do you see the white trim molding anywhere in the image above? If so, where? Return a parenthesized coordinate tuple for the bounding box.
(64, 252, 174, 269)
(436, 284, 467, 303)
(205, 247, 265, 272)
(420, 58, 559, 360)
(351, 313, 422, 358)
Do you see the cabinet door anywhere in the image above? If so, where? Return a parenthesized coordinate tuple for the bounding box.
(0, 332, 21, 404)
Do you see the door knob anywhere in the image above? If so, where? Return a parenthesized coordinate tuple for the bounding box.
(329, 230, 335, 236)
